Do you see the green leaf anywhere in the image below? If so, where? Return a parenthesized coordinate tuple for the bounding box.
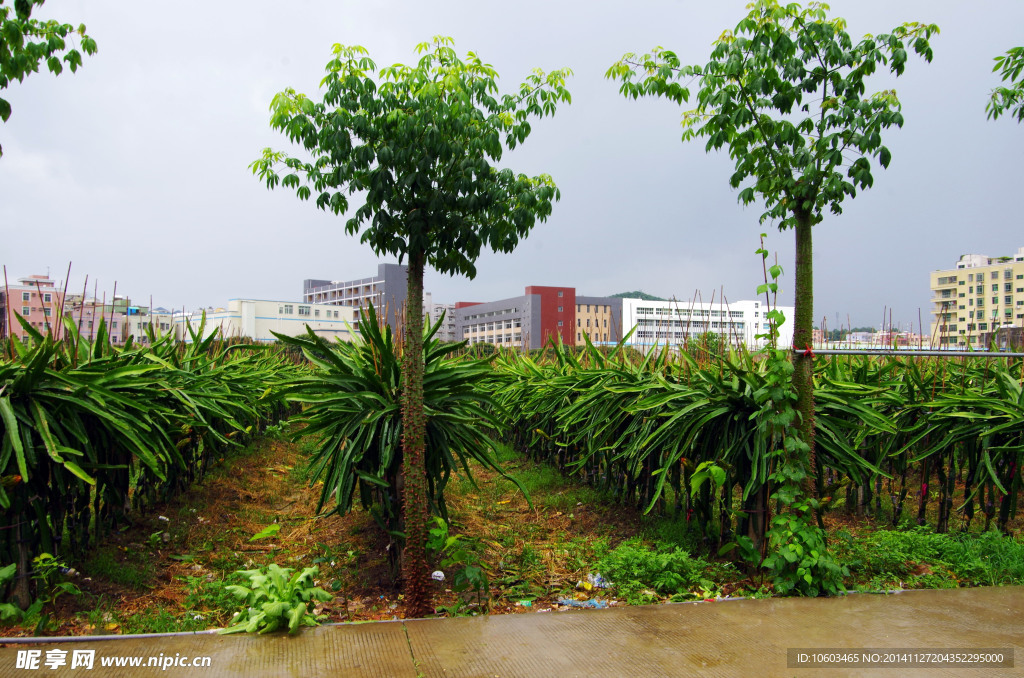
(0, 396, 28, 482)
(249, 523, 281, 541)
(878, 146, 892, 168)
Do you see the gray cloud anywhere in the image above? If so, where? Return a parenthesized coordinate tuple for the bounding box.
(2, 0, 1021, 329)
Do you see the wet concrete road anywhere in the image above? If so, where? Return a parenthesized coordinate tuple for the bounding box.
(1, 586, 1021, 677)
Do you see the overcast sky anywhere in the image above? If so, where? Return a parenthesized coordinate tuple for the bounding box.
(2, 0, 1021, 330)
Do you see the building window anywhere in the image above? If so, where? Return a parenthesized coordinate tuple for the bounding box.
(282, 304, 294, 314)
(43, 309, 51, 317)
(577, 318, 581, 327)
(21, 292, 29, 301)
(577, 333, 581, 342)
(43, 293, 51, 303)
(968, 274, 974, 281)
(992, 272, 998, 280)
(21, 306, 28, 315)
(298, 306, 311, 316)
(558, 321, 563, 327)
(314, 309, 320, 317)
(604, 319, 607, 328)
(557, 291, 563, 297)
(557, 306, 563, 312)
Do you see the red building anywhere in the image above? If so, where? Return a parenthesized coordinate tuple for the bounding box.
(455, 286, 574, 350)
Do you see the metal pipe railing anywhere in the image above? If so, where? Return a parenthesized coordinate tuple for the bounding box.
(792, 348, 1024, 358)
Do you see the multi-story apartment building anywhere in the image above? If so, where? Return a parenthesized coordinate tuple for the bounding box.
(424, 292, 457, 342)
(620, 298, 794, 350)
(930, 247, 1024, 347)
(0, 275, 65, 340)
(455, 286, 623, 350)
(574, 296, 623, 345)
(64, 296, 174, 344)
(456, 286, 569, 350)
(303, 263, 408, 331)
(175, 299, 359, 343)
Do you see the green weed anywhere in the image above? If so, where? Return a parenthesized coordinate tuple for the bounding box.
(596, 539, 715, 603)
(834, 527, 1024, 589)
(221, 564, 331, 634)
(117, 606, 206, 634)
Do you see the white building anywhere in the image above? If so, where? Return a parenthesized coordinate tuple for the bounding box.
(175, 299, 359, 343)
(621, 298, 794, 350)
(423, 292, 457, 342)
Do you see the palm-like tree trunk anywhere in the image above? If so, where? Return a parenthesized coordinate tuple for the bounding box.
(792, 211, 817, 516)
(400, 251, 432, 617)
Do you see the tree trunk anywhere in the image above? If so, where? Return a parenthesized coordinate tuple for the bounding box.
(745, 482, 768, 556)
(400, 252, 432, 618)
(792, 212, 817, 517)
(10, 520, 31, 611)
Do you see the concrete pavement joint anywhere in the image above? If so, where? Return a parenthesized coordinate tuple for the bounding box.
(401, 621, 425, 678)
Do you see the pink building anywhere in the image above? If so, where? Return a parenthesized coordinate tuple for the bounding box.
(0, 275, 65, 340)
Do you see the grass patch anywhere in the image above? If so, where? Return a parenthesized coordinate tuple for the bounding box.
(83, 549, 154, 591)
(640, 513, 705, 552)
(116, 606, 207, 635)
(833, 526, 1024, 590)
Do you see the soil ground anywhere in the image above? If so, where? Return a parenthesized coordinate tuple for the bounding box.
(0, 436, 648, 636)
(1, 435, 1020, 637)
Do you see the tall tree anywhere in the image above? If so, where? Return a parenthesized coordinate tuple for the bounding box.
(987, 46, 1024, 123)
(251, 37, 570, 616)
(0, 0, 97, 157)
(608, 1, 935, 587)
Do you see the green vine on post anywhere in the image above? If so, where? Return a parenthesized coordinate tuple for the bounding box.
(754, 239, 846, 596)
